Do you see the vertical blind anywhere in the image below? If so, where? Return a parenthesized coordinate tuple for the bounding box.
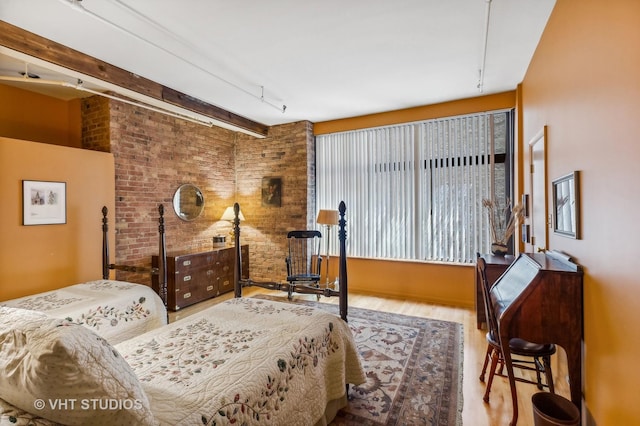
(316, 110, 512, 264)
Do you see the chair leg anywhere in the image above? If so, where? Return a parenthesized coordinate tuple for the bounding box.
(534, 356, 544, 390)
(543, 355, 555, 394)
(483, 348, 500, 403)
(287, 284, 293, 300)
(479, 345, 492, 382)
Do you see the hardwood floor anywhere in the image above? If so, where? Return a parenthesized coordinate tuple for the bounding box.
(169, 288, 572, 426)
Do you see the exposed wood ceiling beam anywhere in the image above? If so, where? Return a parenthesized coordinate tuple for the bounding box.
(0, 20, 269, 137)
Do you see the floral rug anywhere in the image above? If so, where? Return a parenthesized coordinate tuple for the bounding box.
(253, 295, 464, 426)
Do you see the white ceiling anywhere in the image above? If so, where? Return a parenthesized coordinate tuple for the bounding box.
(0, 0, 555, 128)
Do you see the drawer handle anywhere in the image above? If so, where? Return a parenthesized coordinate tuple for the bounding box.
(207, 270, 214, 276)
(183, 292, 191, 299)
(223, 265, 230, 272)
(206, 285, 214, 292)
(183, 275, 192, 282)
(182, 260, 191, 266)
(222, 280, 230, 286)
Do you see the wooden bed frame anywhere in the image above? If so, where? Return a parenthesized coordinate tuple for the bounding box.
(101, 201, 349, 321)
(232, 201, 349, 321)
(101, 205, 168, 306)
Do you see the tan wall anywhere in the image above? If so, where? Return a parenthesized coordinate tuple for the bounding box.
(0, 137, 115, 301)
(521, 0, 640, 424)
(0, 84, 82, 147)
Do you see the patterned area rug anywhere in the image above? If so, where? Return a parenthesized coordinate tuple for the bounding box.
(253, 295, 464, 426)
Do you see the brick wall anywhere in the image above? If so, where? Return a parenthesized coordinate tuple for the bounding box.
(236, 121, 316, 280)
(81, 96, 314, 285)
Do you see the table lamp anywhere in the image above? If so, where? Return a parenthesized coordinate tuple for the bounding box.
(217, 206, 245, 247)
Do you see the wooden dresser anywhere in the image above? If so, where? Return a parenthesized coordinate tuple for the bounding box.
(152, 245, 249, 311)
(475, 253, 515, 329)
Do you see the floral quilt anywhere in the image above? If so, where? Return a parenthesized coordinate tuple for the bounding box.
(115, 297, 365, 425)
(1, 280, 167, 344)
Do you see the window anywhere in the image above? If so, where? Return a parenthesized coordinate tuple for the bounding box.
(316, 109, 513, 263)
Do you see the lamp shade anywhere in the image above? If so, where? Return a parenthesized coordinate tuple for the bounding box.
(221, 206, 245, 221)
(316, 209, 338, 225)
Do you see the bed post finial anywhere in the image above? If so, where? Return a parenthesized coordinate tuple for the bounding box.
(102, 206, 109, 279)
(338, 201, 348, 321)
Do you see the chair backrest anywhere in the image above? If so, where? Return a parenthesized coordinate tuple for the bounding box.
(286, 230, 322, 281)
(477, 255, 501, 340)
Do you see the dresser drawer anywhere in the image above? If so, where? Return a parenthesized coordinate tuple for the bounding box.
(174, 281, 217, 308)
(172, 269, 215, 309)
(174, 267, 215, 286)
(152, 245, 250, 311)
(173, 252, 215, 272)
(217, 273, 234, 294)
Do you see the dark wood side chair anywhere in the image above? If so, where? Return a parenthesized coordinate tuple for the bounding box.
(285, 230, 323, 300)
(477, 255, 556, 409)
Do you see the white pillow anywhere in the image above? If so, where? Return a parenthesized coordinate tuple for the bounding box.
(0, 307, 157, 426)
(0, 397, 57, 426)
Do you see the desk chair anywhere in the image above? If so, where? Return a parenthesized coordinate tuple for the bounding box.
(477, 256, 556, 407)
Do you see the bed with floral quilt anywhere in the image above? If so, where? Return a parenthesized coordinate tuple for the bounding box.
(0, 279, 167, 345)
(0, 296, 364, 425)
(0, 201, 363, 425)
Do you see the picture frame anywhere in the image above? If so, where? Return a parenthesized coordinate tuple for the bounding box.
(261, 177, 282, 207)
(552, 171, 579, 239)
(22, 180, 67, 225)
(521, 223, 530, 243)
(521, 193, 530, 218)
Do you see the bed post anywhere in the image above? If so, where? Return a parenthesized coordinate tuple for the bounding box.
(157, 204, 168, 307)
(233, 202, 243, 298)
(338, 201, 348, 322)
(102, 206, 110, 279)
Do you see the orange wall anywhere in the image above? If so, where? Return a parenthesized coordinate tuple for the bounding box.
(521, 0, 640, 424)
(0, 84, 82, 147)
(346, 258, 475, 308)
(0, 137, 115, 301)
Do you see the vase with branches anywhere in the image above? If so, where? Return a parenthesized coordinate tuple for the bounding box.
(482, 198, 524, 255)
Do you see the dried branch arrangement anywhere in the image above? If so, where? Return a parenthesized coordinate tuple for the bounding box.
(482, 198, 524, 246)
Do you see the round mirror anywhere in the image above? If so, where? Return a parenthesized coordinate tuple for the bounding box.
(173, 184, 205, 221)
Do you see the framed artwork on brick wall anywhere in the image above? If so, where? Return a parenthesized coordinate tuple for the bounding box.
(262, 177, 282, 207)
(22, 180, 67, 225)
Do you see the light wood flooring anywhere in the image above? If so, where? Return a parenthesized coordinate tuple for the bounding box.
(169, 288, 572, 426)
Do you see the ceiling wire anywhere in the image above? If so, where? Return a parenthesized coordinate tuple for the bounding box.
(58, 0, 287, 114)
(478, 0, 493, 93)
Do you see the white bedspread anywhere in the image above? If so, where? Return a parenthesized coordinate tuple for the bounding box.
(1, 280, 167, 345)
(115, 297, 365, 426)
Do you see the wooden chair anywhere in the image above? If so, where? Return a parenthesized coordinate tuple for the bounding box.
(477, 255, 556, 406)
(285, 230, 323, 300)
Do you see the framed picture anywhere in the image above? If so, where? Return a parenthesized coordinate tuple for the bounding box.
(22, 180, 67, 225)
(262, 177, 282, 207)
(521, 193, 530, 218)
(552, 171, 579, 239)
(521, 223, 530, 243)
